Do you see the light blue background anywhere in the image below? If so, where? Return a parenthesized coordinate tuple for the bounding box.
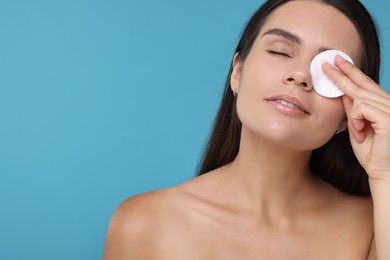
(0, 1, 389, 259)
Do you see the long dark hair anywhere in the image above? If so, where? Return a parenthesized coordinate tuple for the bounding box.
(198, 0, 380, 197)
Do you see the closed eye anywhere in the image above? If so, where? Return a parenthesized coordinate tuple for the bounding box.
(267, 50, 291, 58)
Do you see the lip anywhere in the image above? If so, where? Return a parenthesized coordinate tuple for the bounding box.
(265, 94, 310, 115)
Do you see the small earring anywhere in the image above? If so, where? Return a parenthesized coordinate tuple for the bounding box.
(232, 88, 238, 96)
(335, 119, 347, 135)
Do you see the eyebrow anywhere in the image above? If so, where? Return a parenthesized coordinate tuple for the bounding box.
(262, 28, 301, 45)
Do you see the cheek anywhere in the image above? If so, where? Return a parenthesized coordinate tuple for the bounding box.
(236, 91, 257, 125)
(238, 56, 278, 92)
(320, 98, 345, 123)
(313, 99, 345, 137)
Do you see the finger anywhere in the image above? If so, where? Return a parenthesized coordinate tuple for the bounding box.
(342, 95, 365, 131)
(342, 95, 365, 142)
(342, 94, 353, 115)
(342, 95, 390, 143)
(347, 116, 366, 143)
(322, 62, 359, 98)
(352, 97, 390, 114)
(334, 54, 382, 93)
(322, 59, 390, 100)
(342, 93, 370, 132)
(349, 100, 390, 136)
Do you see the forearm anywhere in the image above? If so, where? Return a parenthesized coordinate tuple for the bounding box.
(369, 177, 390, 260)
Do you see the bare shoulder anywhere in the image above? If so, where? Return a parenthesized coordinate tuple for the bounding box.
(336, 191, 374, 234)
(317, 180, 373, 224)
(103, 189, 172, 259)
(102, 185, 199, 260)
(112, 188, 178, 220)
(317, 181, 374, 254)
(337, 192, 374, 257)
(328, 184, 373, 218)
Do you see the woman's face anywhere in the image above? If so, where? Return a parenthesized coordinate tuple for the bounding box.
(232, 0, 362, 150)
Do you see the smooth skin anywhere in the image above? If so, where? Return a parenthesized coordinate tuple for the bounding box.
(323, 56, 390, 260)
(104, 1, 390, 259)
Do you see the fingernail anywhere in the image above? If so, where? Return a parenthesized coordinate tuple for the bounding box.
(336, 54, 346, 62)
(322, 62, 332, 69)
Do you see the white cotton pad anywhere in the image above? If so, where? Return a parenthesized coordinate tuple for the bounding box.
(310, 50, 354, 98)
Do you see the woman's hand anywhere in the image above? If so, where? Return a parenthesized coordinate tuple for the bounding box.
(322, 55, 390, 182)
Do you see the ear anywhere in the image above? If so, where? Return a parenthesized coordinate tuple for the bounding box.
(230, 53, 243, 94)
(338, 116, 348, 133)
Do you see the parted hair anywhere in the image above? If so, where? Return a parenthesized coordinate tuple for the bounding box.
(198, 0, 380, 197)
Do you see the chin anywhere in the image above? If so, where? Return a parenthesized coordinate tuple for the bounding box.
(245, 122, 334, 151)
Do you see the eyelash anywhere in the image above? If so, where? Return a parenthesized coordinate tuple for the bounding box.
(267, 50, 291, 58)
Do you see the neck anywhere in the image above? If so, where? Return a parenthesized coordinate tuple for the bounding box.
(219, 128, 320, 218)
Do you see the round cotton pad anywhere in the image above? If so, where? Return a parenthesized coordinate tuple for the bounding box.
(310, 50, 354, 98)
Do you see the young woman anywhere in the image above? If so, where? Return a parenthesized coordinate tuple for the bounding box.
(104, 0, 390, 259)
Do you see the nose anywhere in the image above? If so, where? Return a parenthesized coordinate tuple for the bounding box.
(283, 64, 313, 92)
